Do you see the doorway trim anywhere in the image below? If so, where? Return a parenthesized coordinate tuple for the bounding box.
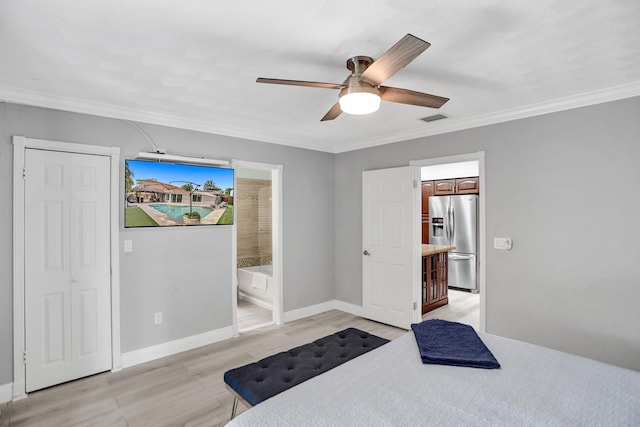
(410, 151, 486, 332)
(231, 160, 284, 336)
(12, 136, 121, 400)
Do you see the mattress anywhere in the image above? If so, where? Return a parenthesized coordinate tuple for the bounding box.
(226, 331, 640, 426)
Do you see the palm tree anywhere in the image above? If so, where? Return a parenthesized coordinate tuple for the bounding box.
(125, 162, 134, 192)
(203, 179, 221, 191)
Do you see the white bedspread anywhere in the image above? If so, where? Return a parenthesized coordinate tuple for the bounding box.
(227, 332, 640, 426)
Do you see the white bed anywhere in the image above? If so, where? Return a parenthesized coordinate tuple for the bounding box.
(226, 331, 640, 426)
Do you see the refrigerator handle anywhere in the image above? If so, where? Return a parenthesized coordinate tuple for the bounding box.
(445, 204, 451, 243)
(450, 204, 455, 244)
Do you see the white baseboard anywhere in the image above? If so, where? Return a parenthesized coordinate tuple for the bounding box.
(239, 292, 273, 311)
(0, 382, 13, 404)
(332, 300, 363, 317)
(283, 300, 336, 322)
(122, 326, 234, 368)
(283, 299, 362, 323)
(9, 300, 362, 383)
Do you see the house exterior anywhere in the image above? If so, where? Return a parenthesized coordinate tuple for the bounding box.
(130, 179, 188, 203)
(128, 179, 224, 206)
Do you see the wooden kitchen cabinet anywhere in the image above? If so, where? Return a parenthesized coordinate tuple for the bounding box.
(433, 179, 456, 195)
(421, 181, 434, 244)
(433, 177, 480, 195)
(422, 251, 449, 314)
(455, 176, 480, 194)
(421, 181, 433, 212)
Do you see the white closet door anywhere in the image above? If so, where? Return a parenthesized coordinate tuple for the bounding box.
(25, 149, 112, 392)
(362, 166, 417, 329)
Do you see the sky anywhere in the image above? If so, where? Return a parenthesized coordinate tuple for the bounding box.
(126, 159, 234, 190)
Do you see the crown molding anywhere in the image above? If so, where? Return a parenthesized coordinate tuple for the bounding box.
(0, 85, 325, 152)
(2, 81, 640, 155)
(333, 81, 640, 153)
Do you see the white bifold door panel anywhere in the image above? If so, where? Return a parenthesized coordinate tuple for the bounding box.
(24, 149, 112, 392)
(362, 166, 417, 330)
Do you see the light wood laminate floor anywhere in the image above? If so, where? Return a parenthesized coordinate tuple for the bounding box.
(0, 310, 406, 427)
(1, 293, 478, 426)
(237, 298, 272, 332)
(423, 288, 480, 330)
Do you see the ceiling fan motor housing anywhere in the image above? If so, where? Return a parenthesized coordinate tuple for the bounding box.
(346, 56, 374, 75)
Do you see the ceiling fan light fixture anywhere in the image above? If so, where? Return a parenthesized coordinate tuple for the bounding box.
(338, 76, 381, 115)
(339, 92, 381, 115)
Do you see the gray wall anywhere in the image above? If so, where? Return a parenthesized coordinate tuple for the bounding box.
(0, 103, 335, 385)
(335, 96, 640, 371)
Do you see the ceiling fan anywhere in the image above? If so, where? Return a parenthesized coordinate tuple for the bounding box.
(257, 34, 449, 121)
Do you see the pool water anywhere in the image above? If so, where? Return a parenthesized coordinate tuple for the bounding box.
(149, 204, 213, 221)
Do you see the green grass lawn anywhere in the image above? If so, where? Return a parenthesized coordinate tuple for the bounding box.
(125, 207, 159, 227)
(217, 204, 233, 225)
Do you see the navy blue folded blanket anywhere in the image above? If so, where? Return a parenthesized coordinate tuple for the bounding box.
(411, 319, 500, 369)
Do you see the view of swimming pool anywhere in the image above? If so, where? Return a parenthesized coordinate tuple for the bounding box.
(149, 204, 213, 221)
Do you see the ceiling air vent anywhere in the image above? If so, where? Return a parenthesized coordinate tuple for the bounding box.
(420, 114, 448, 123)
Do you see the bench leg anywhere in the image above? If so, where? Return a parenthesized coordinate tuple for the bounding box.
(230, 396, 239, 420)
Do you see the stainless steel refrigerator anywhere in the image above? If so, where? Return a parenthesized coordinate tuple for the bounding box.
(429, 194, 478, 292)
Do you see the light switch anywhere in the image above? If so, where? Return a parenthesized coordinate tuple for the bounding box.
(124, 240, 133, 253)
(494, 237, 513, 250)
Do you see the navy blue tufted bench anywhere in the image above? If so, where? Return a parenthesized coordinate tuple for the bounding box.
(223, 328, 389, 419)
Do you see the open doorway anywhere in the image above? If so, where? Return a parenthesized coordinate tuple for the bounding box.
(232, 161, 283, 334)
(411, 152, 485, 332)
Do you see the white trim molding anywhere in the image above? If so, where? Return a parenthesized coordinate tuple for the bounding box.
(0, 382, 13, 404)
(410, 152, 486, 333)
(122, 327, 234, 368)
(4, 82, 640, 155)
(333, 82, 640, 153)
(232, 160, 285, 332)
(12, 136, 121, 400)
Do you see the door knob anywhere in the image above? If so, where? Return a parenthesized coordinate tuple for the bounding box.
(363, 250, 371, 256)
(71, 277, 78, 284)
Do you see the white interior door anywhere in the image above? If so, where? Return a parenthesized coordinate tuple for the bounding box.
(362, 166, 418, 329)
(24, 148, 112, 392)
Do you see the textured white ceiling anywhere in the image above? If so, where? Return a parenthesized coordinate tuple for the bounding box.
(1, 0, 640, 153)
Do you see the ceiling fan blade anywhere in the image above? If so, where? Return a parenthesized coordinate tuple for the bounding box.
(321, 102, 342, 121)
(379, 86, 449, 109)
(360, 34, 430, 86)
(257, 78, 344, 90)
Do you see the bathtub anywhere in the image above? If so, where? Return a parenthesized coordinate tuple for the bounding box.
(237, 265, 274, 309)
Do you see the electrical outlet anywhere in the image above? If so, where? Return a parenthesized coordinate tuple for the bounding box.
(154, 312, 163, 325)
(124, 240, 133, 253)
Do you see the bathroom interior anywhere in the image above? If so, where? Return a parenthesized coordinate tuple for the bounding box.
(235, 168, 274, 331)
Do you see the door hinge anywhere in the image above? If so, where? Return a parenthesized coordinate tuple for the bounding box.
(23, 351, 27, 364)
(413, 179, 418, 189)
(413, 301, 418, 310)
(22, 167, 26, 179)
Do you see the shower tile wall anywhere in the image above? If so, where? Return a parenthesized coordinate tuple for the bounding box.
(236, 178, 272, 268)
